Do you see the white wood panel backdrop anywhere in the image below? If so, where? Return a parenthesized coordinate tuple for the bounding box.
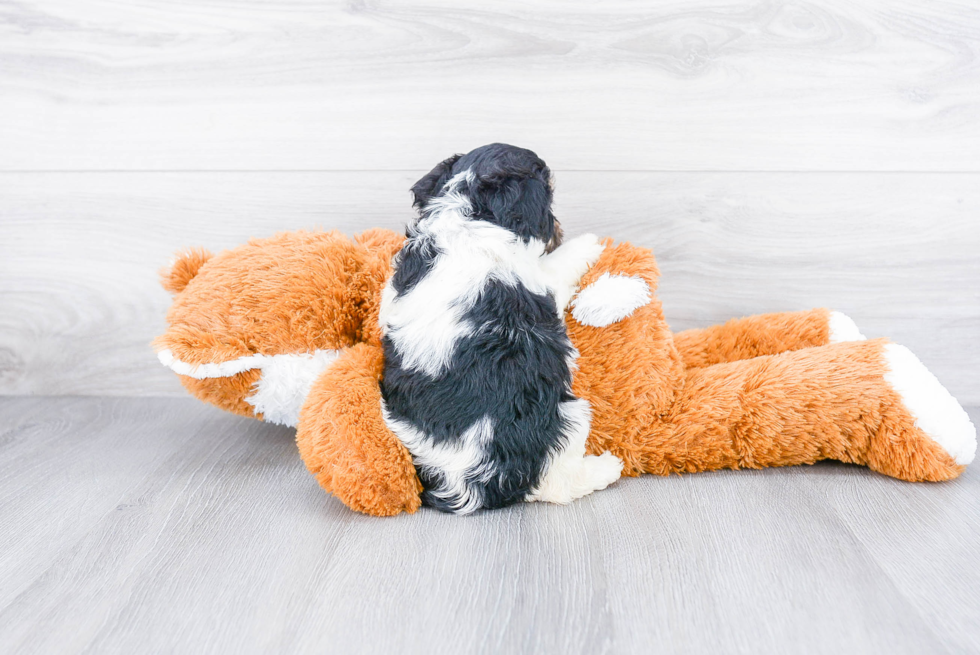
(2, 0, 979, 171)
(0, 0, 978, 403)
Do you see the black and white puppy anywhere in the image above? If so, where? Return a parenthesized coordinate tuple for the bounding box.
(379, 143, 623, 514)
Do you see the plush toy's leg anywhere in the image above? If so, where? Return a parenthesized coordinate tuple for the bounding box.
(673, 308, 866, 369)
(295, 343, 423, 516)
(636, 339, 975, 482)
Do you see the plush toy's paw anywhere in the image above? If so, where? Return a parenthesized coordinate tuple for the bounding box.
(883, 344, 977, 466)
(571, 273, 652, 328)
(828, 311, 867, 343)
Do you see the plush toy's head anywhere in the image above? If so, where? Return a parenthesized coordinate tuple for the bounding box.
(153, 229, 406, 423)
(409, 143, 563, 253)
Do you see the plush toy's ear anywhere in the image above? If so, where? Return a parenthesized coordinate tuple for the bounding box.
(159, 247, 213, 294)
(410, 153, 462, 210)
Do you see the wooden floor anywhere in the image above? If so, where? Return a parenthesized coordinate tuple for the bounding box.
(1, 396, 978, 654)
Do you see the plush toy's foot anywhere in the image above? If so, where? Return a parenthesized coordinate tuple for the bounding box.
(878, 344, 976, 472)
(827, 311, 867, 343)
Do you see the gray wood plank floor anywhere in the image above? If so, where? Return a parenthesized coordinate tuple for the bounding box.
(2, 397, 978, 655)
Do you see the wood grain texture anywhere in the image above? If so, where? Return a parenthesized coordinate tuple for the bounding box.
(1, 0, 979, 171)
(1, 171, 977, 402)
(0, 397, 977, 654)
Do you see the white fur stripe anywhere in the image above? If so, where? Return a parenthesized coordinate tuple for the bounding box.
(883, 343, 976, 466)
(570, 273, 651, 328)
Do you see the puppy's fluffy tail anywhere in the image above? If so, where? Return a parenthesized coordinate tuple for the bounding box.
(160, 248, 213, 294)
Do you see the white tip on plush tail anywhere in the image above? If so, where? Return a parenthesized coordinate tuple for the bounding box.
(828, 311, 867, 343)
(157, 349, 267, 379)
(571, 273, 651, 328)
(157, 347, 341, 427)
(883, 343, 976, 466)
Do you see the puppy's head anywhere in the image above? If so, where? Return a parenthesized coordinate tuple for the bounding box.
(411, 143, 563, 252)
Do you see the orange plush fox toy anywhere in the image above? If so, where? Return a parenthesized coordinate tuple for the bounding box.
(155, 228, 976, 516)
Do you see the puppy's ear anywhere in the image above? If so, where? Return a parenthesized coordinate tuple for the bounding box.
(483, 174, 558, 248)
(411, 154, 462, 210)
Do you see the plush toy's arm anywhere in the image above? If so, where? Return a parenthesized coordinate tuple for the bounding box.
(672, 308, 866, 369)
(296, 343, 422, 516)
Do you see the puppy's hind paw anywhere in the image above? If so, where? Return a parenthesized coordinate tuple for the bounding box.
(527, 451, 623, 505)
(584, 451, 624, 492)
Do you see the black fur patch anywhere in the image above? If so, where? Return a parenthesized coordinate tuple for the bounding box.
(381, 278, 576, 511)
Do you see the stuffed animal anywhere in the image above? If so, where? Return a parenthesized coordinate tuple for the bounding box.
(155, 228, 976, 516)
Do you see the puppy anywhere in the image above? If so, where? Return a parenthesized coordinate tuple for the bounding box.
(378, 143, 623, 514)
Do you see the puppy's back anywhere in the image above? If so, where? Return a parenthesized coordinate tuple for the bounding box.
(382, 271, 577, 513)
